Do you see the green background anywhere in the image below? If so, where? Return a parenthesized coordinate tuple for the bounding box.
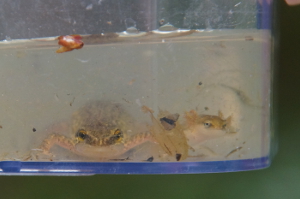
(1, 1, 299, 199)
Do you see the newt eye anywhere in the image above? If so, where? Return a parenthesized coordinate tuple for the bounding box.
(76, 129, 88, 141)
(204, 122, 212, 128)
(112, 129, 123, 141)
(115, 134, 122, 140)
(108, 129, 123, 144)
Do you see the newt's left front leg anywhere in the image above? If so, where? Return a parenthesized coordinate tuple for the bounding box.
(39, 134, 77, 155)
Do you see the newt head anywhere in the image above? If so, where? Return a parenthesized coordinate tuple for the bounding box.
(199, 112, 231, 130)
(183, 110, 234, 146)
(185, 110, 232, 131)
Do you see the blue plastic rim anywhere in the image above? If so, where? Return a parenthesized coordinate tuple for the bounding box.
(0, 157, 269, 175)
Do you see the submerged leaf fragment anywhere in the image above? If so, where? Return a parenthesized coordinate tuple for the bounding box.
(142, 106, 188, 161)
(56, 35, 84, 53)
(159, 113, 179, 131)
(176, 153, 182, 161)
(225, 147, 242, 158)
(145, 156, 154, 162)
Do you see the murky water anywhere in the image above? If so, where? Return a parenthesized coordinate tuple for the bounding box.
(0, 29, 270, 162)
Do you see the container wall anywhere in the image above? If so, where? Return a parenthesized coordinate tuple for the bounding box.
(0, 0, 273, 174)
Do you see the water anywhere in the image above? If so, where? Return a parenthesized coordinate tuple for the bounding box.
(0, 29, 270, 162)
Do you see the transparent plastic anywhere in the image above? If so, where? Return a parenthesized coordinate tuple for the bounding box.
(0, 0, 273, 175)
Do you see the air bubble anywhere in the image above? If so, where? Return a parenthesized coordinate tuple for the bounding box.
(125, 27, 139, 34)
(86, 4, 93, 10)
(5, 36, 11, 41)
(124, 18, 137, 29)
(158, 23, 178, 31)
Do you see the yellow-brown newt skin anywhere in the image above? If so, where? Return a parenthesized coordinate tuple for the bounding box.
(183, 110, 234, 148)
(141, 107, 234, 161)
(33, 104, 233, 161)
(34, 101, 153, 160)
(184, 110, 231, 131)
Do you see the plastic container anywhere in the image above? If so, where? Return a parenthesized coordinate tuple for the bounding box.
(0, 0, 274, 175)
